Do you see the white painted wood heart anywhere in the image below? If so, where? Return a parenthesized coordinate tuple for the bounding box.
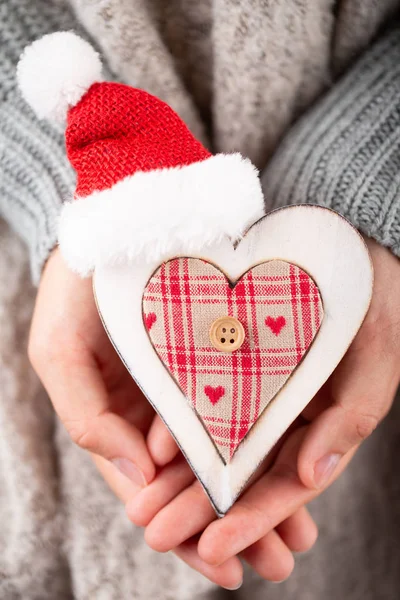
(94, 206, 373, 515)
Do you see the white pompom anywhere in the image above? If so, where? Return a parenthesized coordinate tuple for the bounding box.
(17, 31, 102, 122)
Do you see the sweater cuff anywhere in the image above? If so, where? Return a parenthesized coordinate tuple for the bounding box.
(0, 91, 75, 283)
(261, 28, 400, 257)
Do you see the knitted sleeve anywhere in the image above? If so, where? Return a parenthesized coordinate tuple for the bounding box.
(262, 26, 400, 258)
(0, 0, 80, 283)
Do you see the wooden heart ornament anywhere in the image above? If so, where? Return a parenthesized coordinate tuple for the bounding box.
(94, 206, 373, 515)
(18, 35, 373, 515)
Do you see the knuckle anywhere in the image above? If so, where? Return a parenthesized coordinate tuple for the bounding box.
(336, 398, 383, 445)
(64, 410, 109, 453)
(28, 326, 70, 369)
(354, 412, 380, 442)
(66, 421, 96, 452)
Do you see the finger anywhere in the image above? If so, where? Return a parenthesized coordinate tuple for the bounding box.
(38, 350, 156, 486)
(144, 480, 216, 553)
(198, 427, 352, 566)
(127, 455, 195, 526)
(142, 435, 317, 553)
(298, 346, 397, 491)
(147, 415, 180, 467)
(276, 507, 318, 553)
(299, 239, 400, 489)
(241, 529, 295, 582)
(91, 453, 141, 502)
(174, 538, 243, 591)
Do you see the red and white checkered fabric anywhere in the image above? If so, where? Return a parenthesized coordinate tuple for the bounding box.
(143, 258, 323, 462)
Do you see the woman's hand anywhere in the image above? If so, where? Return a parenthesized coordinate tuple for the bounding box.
(125, 237, 400, 580)
(28, 248, 180, 487)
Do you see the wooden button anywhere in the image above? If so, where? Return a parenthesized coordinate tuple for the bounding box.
(209, 316, 245, 352)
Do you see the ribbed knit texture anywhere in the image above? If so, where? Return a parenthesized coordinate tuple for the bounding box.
(0, 0, 81, 282)
(262, 27, 400, 257)
(0, 98, 75, 283)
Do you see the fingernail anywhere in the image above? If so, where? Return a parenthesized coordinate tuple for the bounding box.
(314, 453, 341, 488)
(111, 458, 147, 488)
(222, 581, 243, 590)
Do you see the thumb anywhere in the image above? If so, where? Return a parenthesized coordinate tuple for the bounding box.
(36, 350, 156, 488)
(297, 340, 397, 490)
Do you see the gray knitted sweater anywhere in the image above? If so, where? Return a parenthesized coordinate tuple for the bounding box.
(1, 0, 400, 282)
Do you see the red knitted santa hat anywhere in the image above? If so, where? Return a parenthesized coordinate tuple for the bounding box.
(17, 32, 264, 275)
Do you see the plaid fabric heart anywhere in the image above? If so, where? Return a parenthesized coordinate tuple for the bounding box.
(142, 258, 323, 462)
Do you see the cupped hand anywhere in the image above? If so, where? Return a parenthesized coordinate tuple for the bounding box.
(125, 237, 400, 581)
(28, 248, 179, 488)
(28, 248, 260, 589)
(101, 443, 317, 588)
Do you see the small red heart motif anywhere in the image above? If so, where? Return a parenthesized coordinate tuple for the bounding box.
(204, 385, 225, 405)
(144, 312, 157, 331)
(265, 315, 286, 336)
